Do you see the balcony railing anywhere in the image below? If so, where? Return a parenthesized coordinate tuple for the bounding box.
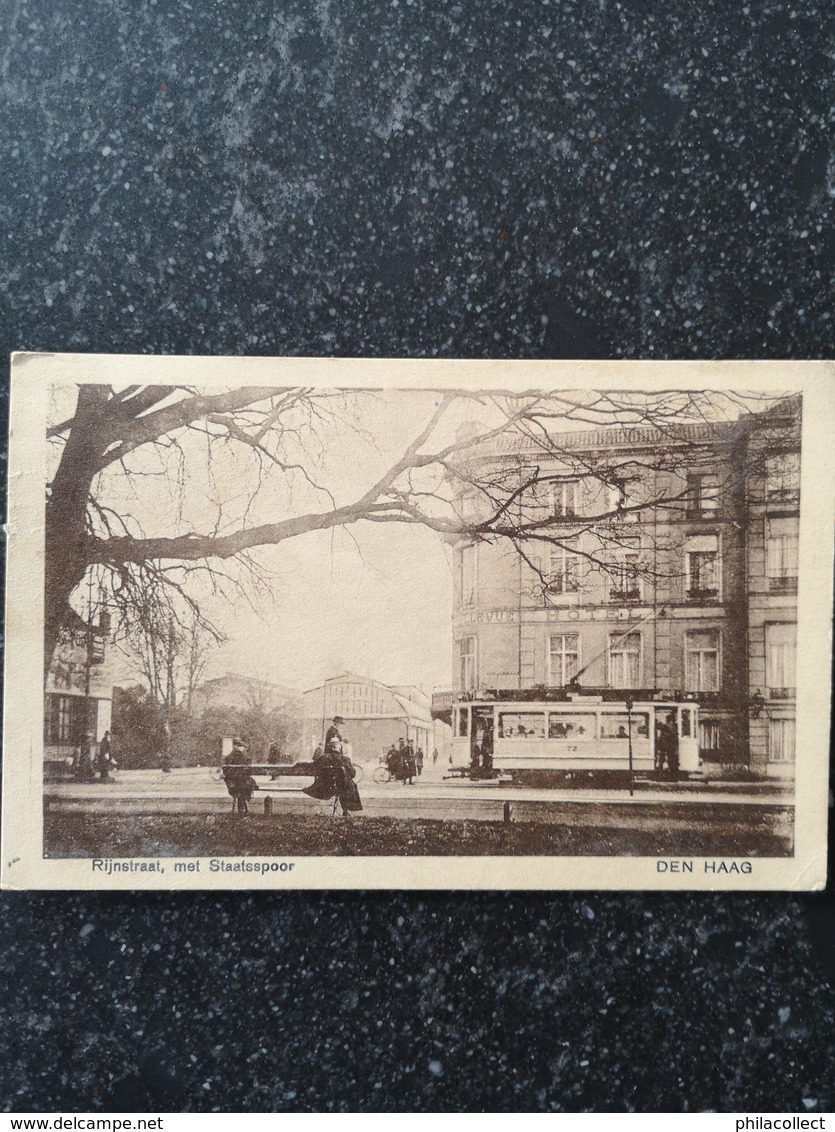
(431, 689, 456, 714)
(609, 588, 641, 603)
(687, 587, 719, 601)
(769, 576, 798, 593)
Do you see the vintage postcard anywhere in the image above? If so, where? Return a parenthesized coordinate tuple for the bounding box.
(2, 355, 832, 890)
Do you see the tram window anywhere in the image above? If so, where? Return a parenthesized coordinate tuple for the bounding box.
(600, 713, 649, 739)
(498, 712, 546, 738)
(547, 712, 597, 739)
(455, 708, 469, 738)
(681, 709, 692, 738)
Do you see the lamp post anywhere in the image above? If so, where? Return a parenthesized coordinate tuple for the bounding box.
(625, 695, 634, 797)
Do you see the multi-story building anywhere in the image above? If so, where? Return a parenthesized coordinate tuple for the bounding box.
(744, 401, 800, 777)
(435, 399, 800, 778)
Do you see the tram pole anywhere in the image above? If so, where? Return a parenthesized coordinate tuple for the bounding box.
(626, 696, 634, 797)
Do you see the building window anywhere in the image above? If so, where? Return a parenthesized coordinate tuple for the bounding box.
(685, 629, 721, 692)
(609, 552, 642, 602)
(766, 623, 797, 696)
(456, 486, 480, 521)
(765, 452, 800, 505)
(552, 480, 579, 518)
(548, 634, 580, 686)
(607, 480, 640, 522)
(498, 712, 546, 738)
(46, 694, 81, 745)
(699, 721, 721, 759)
(458, 637, 477, 692)
(459, 544, 477, 607)
(767, 518, 798, 591)
(548, 546, 579, 594)
(769, 718, 796, 763)
(686, 473, 719, 517)
(686, 535, 720, 600)
(608, 632, 641, 689)
(57, 696, 72, 741)
(454, 707, 469, 738)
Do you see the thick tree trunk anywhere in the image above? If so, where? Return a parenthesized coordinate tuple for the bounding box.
(44, 386, 109, 681)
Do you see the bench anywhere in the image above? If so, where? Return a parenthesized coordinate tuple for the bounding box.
(220, 762, 318, 813)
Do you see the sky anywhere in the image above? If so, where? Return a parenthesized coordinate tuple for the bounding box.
(51, 386, 467, 695)
(206, 520, 455, 692)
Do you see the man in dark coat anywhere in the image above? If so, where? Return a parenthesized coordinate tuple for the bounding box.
(665, 711, 680, 777)
(480, 725, 494, 777)
(97, 730, 114, 782)
(655, 714, 678, 775)
(324, 716, 345, 754)
(386, 743, 400, 781)
(222, 738, 258, 815)
(402, 739, 416, 785)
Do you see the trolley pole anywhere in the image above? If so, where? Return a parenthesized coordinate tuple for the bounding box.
(626, 696, 634, 797)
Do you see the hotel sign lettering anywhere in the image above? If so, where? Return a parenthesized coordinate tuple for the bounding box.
(553, 606, 649, 622)
(457, 607, 650, 625)
(458, 609, 520, 624)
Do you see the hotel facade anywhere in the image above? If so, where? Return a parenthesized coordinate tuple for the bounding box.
(438, 400, 799, 778)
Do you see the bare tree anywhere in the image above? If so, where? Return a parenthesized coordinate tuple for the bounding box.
(121, 599, 218, 716)
(46, 383, 793, 680)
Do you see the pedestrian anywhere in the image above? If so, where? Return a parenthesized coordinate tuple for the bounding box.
(75, 734, 96, 782)
(480, 724, 494, 777)
(97, 730, 114, 782)
(386, 743, 399, 781)
(655, 714, 675, 774)
(432, 747, 439, 766)
(415, 746, 424, 776)
(403, 739, 416, 785)
(324, 716, 344, 755)
(666, 711, 680, 778)
(304, 730, 363, 815)
(222, 738, 258, 815)
(268, 740, 281, 780)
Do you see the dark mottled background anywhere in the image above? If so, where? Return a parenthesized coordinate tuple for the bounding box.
(1, 0, 833, 1113)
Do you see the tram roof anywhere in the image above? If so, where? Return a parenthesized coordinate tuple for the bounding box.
(458, 697, 689, 709)
(455, 686, 691, 703)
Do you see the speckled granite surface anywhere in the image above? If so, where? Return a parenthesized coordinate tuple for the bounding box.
(1, 0, 833, 1113)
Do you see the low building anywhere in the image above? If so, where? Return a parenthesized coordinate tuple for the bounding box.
(190, 672, 301, 716)
(302, 673, 437, 766)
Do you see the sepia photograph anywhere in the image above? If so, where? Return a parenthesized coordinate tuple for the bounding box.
(3, 355, 832, 890)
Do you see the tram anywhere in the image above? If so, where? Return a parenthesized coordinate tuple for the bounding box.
(449, 693, 700, 782)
